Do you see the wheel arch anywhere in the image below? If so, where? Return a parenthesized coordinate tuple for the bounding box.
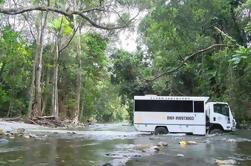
(155, 126, 168, 131)
(210, 123, 224, 131)
(154, 126, 169, 135)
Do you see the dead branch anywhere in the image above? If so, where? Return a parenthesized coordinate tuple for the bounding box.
(36, 116, 56, 120)
(1, 117, 22, 121)
(27, 116, 64, 127)
(25, 118, 39, 125)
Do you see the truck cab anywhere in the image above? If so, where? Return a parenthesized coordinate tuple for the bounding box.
(206, 102, 236, 134)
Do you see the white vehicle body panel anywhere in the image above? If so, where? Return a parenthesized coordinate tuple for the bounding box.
(134, 112, 206, 135)
(134, 95, 236, 135)
(206, 102, 236, 131)
(134, 96, 209, 135)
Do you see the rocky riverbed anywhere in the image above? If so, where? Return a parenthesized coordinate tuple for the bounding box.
(0, 122, 251, 166)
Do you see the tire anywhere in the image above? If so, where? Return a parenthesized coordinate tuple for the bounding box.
(154, 127, 168, 135)
(209, 128, 223, 135)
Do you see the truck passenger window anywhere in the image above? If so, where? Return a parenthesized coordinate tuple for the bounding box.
(134, 100, 193, 112)
(214, 104, 229, 117)
(194, 101, 204, 113)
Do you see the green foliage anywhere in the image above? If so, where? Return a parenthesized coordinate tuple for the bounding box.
(245, 22, 251, 33)
(229, 46, 250, 68)
(91, 80, 129, 122)
(0, 27, 32, 117)
(48, 16, 73, 35)
(55, 32, 128, 122)
(135, 0, 251, 123)
(110, 49, 152, 121)
(82, 33, 108, 72)
(1, 0, 251, 125)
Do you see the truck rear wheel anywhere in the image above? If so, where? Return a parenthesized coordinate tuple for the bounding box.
(154, 127, 168, 135)
(209, 128, 223, 135)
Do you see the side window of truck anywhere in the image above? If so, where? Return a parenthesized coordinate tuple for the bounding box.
(214, 104, 229, 117)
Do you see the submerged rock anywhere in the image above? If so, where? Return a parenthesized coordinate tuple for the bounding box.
(177, 153, 184, 157)
(179, 140, 197, 146)
(29, 134, 38, 139)
(103, 163, 113, 166)
(149, 137, 160, 140)
(157, 141, 168, 147)
(5, 133, 11, 137)
(134, 144, 151, 152)
(226, 139, 236, 143)
(135, 142, 167, 153)
(0, 139, 9, 145)
(187, 141, 197, 144)
(23, 134, 30, 139)
(133, 154, 142, 158)
(151, 145, 160, 152)
(0, 129, 4, 137)
(105, 153, 117, 157)
(215, 159, 237, 165)
(16, 128, 25, 134)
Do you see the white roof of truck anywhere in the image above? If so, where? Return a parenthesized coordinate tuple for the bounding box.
(134, 95, 209, 101)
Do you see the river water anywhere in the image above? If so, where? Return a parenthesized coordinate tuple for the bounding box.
(0, 123, 251, 166)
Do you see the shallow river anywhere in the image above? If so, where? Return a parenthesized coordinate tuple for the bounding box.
(0, 123, 251, 166)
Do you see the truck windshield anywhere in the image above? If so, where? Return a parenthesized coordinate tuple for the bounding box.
(214, 104, 229, 117)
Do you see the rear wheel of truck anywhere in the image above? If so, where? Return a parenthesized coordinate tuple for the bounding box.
(154, 127, 168, 135)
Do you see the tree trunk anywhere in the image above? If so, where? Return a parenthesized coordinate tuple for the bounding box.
(42, 67, 50, 115)
(73, 27, 82, 124)
(7, 100, 12, 117)
(79, 99, 84, 122)
(52, 40, 59, 120)
(28, 11, 48, 118)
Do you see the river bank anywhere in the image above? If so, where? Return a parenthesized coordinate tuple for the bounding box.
(0, 120, 140, 141)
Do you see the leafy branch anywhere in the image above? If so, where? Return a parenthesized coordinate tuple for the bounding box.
(145, 44, 228, 82)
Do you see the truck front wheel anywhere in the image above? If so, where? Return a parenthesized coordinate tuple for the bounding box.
(209, 128, 223, 135)
(154, 127, 168, 135)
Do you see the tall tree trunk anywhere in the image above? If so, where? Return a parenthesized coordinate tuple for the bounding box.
(79, 98, 84, 122)
(7, 100, 13, 117)
(28, 11, 48, 118)
(72, 0, 82, 124)
(52, 17, 64, 120)
(42, 68, 50, 115)
(42, 38, 54, 115)
(73, 27, 82, 124)
(52, 40, 59, 119)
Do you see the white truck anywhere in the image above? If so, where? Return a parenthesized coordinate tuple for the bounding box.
(133, 95, 236, 135)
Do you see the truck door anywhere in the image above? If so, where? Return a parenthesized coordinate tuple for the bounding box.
(213, 104, 231, 130)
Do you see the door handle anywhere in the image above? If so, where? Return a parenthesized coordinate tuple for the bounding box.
(213, 117, 216, 121)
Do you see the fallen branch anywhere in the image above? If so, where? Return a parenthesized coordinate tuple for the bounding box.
(36, 116, 56, 120)
(1, 117, 22, 121)
(28, 116, 64, 127)
(25, 118, 39, 125)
